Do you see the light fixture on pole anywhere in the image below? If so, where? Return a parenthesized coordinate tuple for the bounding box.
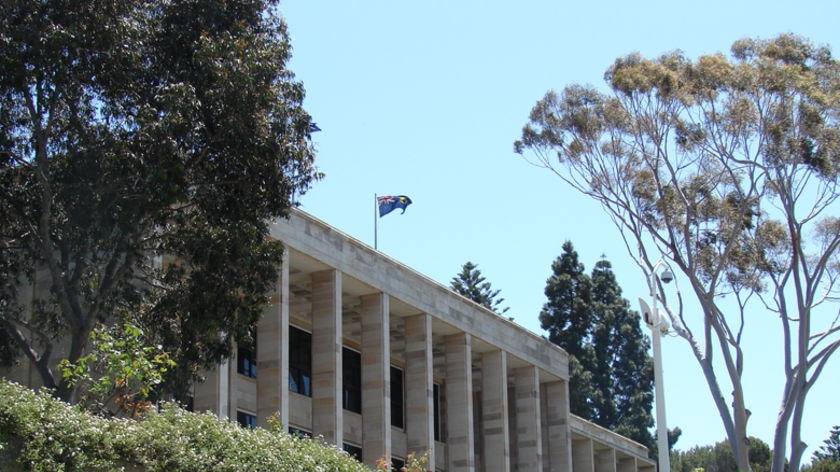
(638, 259, 674, 472)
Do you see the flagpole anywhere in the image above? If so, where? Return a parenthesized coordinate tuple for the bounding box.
(374, 193, 378, 250)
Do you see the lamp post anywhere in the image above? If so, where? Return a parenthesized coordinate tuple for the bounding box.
(638, 259, 673, 472)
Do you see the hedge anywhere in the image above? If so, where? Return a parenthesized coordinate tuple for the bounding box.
(0, 379, 370, 472)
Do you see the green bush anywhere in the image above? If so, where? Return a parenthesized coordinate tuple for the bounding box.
(0, 379, 370, 471)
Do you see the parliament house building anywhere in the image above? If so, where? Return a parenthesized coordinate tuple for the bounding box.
(193, 210, 655, 472)
(5, 209, 655, 472)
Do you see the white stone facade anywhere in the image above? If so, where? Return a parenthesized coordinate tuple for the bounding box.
(194, 210, 656, 472)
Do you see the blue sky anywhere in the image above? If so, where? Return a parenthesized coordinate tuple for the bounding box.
(279, 0, 840, 459)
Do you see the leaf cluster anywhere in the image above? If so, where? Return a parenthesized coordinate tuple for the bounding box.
(59, 322, 175, 418)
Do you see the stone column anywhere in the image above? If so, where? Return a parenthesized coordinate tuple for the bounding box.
(543, 380, 573, 472)
(515, 365, 542, 470)
(361, 293, 391, 466)
(482, 350, 510, 472)
(595, 448, 616, 472)
(617, 457, 637, 472)
(311, 269, 343, 445)
(218, 359, 230, 418)
(445, 332, 475, 472)
(572, 438, 594, 472)
(257, 250, 290, 428)
(404, 313, 435, 467)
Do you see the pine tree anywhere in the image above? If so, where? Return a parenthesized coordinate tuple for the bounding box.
(540, 245, 655, 451)
(539, 242, 596, 418)
(590, 258, 655, 451)
(813, 426, 840, 463)
(450, 262, 510, 316)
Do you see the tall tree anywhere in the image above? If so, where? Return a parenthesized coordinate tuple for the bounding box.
(516, 34, 840, 472)
(812, 426, 840, 463)
(450, 261, 510, 316)
(539, 242, 597, 418)
(590, 257, 655, 451)
(0, 0, 320, 400)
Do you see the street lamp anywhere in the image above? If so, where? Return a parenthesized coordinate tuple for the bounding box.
(638, 259, 674, 472)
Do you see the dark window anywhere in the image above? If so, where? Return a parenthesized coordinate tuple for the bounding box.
(237, 340, 257, 379)
(433, 383, 441, 442)
(390, 366, 404, 428)
(392, 457, 405, 470)
(343, 347, 362, 413)
(289, 326, 312, 396)
(343, 443, 363, 462)
(237, 411, 257, 429)
(288, 426, 312, 439)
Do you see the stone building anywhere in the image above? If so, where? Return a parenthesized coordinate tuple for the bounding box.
(194, 209, 656, 472)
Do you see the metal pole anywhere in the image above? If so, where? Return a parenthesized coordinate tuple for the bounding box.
(650, 267, 671, 472)
(374, 194, 378, 250)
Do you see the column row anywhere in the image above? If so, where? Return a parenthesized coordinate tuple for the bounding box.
(254, 267, 574, 471)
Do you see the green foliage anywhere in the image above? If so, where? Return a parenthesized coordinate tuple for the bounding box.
(0, 380, 369, 472)
(590, 258, 655, 452)
(671, 437, 773, 472)
(59, 322, 175, 418)
(803, 426, 840, 471)
(539, 242, 596, 417)
(814, 426, 840, 462)
(450, 261, 510, 316)
(540, 243, 656, 452)
(0, 0, 320, 401)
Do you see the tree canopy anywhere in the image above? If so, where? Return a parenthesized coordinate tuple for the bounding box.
(539, 243, 655, 451)
(0, 0, 319, 400)
(516, 34, 840, 472)
(671, 436, 772, 472)
(450, 261, 510, 316)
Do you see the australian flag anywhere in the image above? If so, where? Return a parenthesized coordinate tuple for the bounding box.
(377, 195, 412, 217)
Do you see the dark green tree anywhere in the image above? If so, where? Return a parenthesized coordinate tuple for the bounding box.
(813, 426, 840, 470)
(0, 0, 319, 401)
(590, 257, 656, 451)
(539, 241, 597, 418)
(450, 261, 510, 316)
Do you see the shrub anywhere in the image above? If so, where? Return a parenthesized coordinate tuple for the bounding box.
(0, 380, 370, 472)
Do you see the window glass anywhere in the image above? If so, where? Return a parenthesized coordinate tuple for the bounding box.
(236, 411, 257, 429)
(390, 366, 404, 428)
(342, 443, 363, 462)
(237, 343, 257, 379)
(288, 426, 312, 439)
(342, 347, 362, 413)
(433, 383, 441, 441)
(289, 326, 312, 396)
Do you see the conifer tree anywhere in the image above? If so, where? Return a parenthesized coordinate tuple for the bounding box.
(450, 261, 510, 316)
(590, 258, 655, 451)
(539, 242, 596, 418)
(540, 245, 656, 451)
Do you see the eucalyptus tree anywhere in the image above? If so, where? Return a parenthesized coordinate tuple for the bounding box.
(515, 34, 840, 472)
(0, 0, 320, 400)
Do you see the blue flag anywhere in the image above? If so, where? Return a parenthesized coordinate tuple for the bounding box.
(377, 195, 412, 217)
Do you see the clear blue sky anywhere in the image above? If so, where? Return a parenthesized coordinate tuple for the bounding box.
(279, 0, 840, 459)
